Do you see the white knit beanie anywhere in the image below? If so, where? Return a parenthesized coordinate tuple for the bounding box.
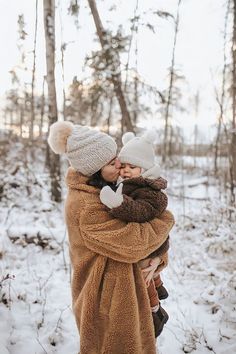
(47, 121, 117, 176)
(118, 131, 157, 170)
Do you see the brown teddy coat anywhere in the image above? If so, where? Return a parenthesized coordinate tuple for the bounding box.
(65, 168, 175, 354)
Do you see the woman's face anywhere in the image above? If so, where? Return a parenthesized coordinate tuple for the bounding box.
(101, 158, 121, 182)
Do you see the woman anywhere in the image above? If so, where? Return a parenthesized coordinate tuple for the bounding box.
(48, 121, 175, 354)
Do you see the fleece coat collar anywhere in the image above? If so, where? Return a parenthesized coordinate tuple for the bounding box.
(122, 176, 167, 191)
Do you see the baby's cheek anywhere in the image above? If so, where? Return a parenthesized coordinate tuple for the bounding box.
(119, 169, 125, 177)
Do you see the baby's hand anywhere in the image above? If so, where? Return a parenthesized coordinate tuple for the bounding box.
(142, 257, 161, 287)
(100, 183, 123, 209)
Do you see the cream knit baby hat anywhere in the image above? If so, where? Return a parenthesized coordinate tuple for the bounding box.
(118, 130, 158, 171)
(48, 121, 117, 176)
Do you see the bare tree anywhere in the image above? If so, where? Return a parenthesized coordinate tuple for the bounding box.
(106, 96, 113, 134)
(43, 0, 61, 202)
(231, 0, 236, 203)
(124, 0, 139, 93)
(39, 76, 46, 138)
(132, 2, 139, 126)
(87, 0, 134, 132)
(15, 15, 27, 136)
(163, 0, 182, 163)
(59, 0, 67, 120)
(29, 0, 38, 140)
(193, 91, 199, 168)
(214, 0, 230, 176)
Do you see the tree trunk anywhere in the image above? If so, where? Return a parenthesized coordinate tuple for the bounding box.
(29, 0, 38, 140)
(87, 0, 134, 132)
(193, 92, 199, 168)
(107, 96, 113, 134)
(43, 0, 61, 202)
(39, 76, 46, 138)
(61, 44, 66, 120)
(10, 110, 13, 129)
(168, 125, 173, 159)
(133, 33, 139, 125)
(20, 105, 24, 138)
(124, 0, 139, 94)
(215, 0, 230, 176)
(214, 114, 222, 175)
(59, 1, 66, 120)
(163, 0, 182, 163)
(4, 110, 7, 130)
(231, 0, 236, 203)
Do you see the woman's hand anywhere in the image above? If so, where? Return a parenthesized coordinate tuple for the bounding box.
(141, 257, 161, 287)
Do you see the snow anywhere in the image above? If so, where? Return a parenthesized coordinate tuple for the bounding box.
(172, 176, 208, 188)
(0, 142, 236, 353)
(158, 167, 236, 354)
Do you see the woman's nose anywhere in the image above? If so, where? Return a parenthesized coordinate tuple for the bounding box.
(115, 158, 121, 169)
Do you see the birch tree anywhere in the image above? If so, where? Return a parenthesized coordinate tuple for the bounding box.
(163, 0, 182, 163)
(230, 0, 236, 203)
(87, 0, 134, 132)
(29, 0, 38, 140)
(39, 76, 46, 138)
(43, 0, 61, 202)
(214, 0, 230, 176)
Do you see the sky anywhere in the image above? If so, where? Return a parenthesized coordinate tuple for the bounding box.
(0, 0, 228, 142)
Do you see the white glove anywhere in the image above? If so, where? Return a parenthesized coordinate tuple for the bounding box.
(100, 183, 124, 209)
(142, 164, 160, 180)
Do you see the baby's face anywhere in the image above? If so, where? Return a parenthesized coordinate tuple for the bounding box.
(120, 163, 141, 179)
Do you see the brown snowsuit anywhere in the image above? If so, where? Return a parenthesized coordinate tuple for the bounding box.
(109, 176, 168, 223)
(108, 176, 170, 310)
(65, 168, 175, 354)
(108, 176, 170, 264)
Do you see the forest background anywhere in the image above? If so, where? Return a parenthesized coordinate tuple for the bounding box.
(0, 1, 236, 353)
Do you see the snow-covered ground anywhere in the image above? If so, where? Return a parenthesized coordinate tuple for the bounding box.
(159, 167, 236, 354)
(0, 142, 236, 354)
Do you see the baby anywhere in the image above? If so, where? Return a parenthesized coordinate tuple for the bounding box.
(100, 131, 170, 337)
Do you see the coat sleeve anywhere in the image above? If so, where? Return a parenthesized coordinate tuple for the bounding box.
(79, 201, 175, 263)
(148, 237, 170, 258)
(109, 190, 168, 223)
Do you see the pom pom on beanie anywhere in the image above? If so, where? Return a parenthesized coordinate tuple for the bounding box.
(48, 121, 74, 154)
(122, 132, 135, 145)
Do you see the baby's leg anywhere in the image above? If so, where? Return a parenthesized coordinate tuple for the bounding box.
(145, 272, 169, 338)
(147, 279, 160, 313)
(138, 258, 160, 312)
(154, 273, 163, 288)
(138, 258, 169, 337)
(154, 273, 169, 300)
